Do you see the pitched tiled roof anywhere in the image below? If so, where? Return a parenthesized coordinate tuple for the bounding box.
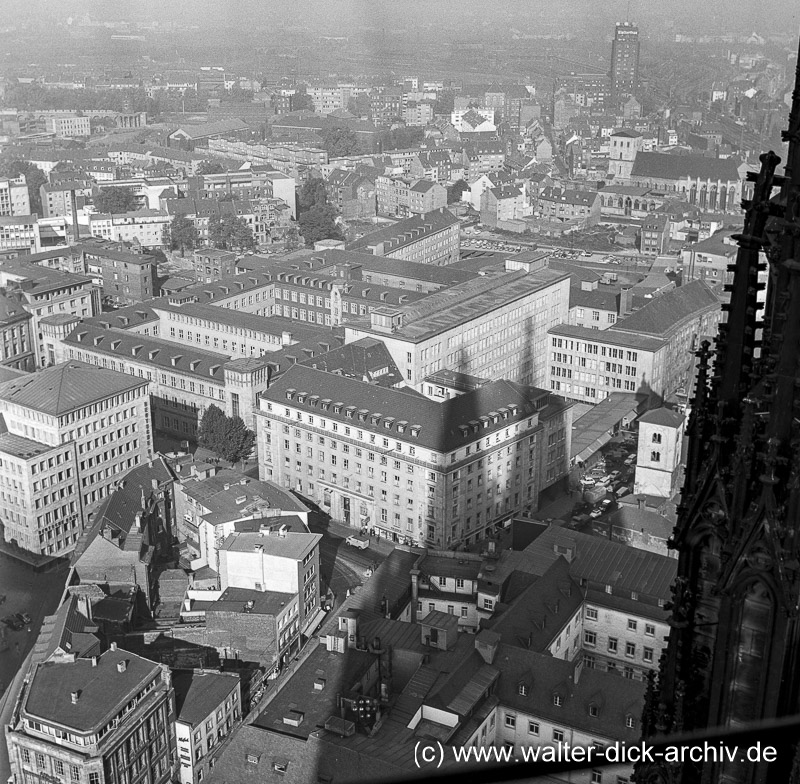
(262, 364, 564, 454)
(0, 360, 147, 416)
(346, 208, 459, 252)
(614, 279, 720, 338)
(631, 151, 740, 182)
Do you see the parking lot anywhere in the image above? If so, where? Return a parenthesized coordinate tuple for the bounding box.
(570, 435, 639, 529)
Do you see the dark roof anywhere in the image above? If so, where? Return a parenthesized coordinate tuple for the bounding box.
(524, 528, 677, 601)
(24, 648, 161, 732)
(638, 407, 685, 427)
(489, 558, 583, 651)
(614, 279, 720, 338)
(493, 643, 644, 741)
(0, 360, 147, 416)
(209, 587, 297, 616)
(262, 364, 562, 454)
(299, 337, 403, 387)
(346, 208, 459, 252)
(631, 151, 740, 182)
(549, 323, 666, 351)
(173, 670, 240, 727)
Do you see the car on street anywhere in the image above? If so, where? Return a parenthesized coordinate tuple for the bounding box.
(589, 508, 604, 519)
(345, 535, 370, 550)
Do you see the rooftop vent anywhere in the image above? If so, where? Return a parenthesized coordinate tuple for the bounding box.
(71, 691, 80, 704)
(117, 660, 127, 673)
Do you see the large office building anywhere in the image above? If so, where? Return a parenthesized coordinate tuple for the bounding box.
(0, 261, 99, 367)
(547, 280, 722, 407)
(344, 256, 571, 389)
(257, 364, 572, 547)
(610, 21, 640, 99)
(346, 208, 460, 265)
(5, 642, 175, 784)
(0, 361, 152, 556)
(0, 175, 31, 217)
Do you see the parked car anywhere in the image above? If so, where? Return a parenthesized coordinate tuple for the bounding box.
(16, 611, 31, 624)
(601, 499, 615, 511)
(345, 535, 370, 550)
(624, 454, 637, 466)
(616, 486, 631, 498)
(589, 508, 604, 519)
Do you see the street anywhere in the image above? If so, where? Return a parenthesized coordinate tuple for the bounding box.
(306, 510, 393, 612)
(0, 555, 69, 699)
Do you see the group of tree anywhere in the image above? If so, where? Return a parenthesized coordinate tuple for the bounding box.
(321, 126, 360, 157)
(169, 215, 199, 256)
(93, 186, 138, 214)
(207, 212, 255, 251)
(296, 175, 343, 246)
(447, 179, 469, 204)
(195, 160, 225, 176)
(378, 126, 424, 151)
(197, 405, 255, 464)
(0, 158, 46, 215)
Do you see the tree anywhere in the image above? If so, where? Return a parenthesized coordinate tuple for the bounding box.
(321, 126, 360, 157)
(196, 160, 225, 175)
(298, 204, 344, 247)
(378, 126, 424, 151)
(297, 176, 328, 215)
(170, 215, 198, 256)
(197, 405, 227, 454)
(291, 92, 315, 112)
(94, 186, 137, 214)
(218, 416, 256, 464)
(198, 405, 255, 464)
(0, 159, 47, 215)
(447, 179, 470, 204)
(207, 213, 255, 251)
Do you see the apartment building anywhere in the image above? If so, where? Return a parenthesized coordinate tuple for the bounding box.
(206, 139, 328, 176)
(88, 210, 171, 249)
(640, 213, 670, 256)
(346, 208, 460, 265)
(0, 361, 152, 555)
(537, 187, 601, 227)
(344, 260, 571, 389)
(44, 114, 91, 137)
(219, 528, 322, 629)
(174, 671, 241, 784)
(41, 179, 96, 219)
(375, 176, 447, 217)
(0, 215, 41, 253)
(174, 463, 310, 571)
(6, 644, 175, 784)
(0, 292, 35, 371)
(0, 261, 99, 367)
(193, 249, 238, 283)
(257, 364, 572, 547)
(325, 169, 377, 220)
(0, 175, 31, 217)
(79, 244, 158, 305)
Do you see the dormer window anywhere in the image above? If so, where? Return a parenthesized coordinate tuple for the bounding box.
(626, 716, 635, 729)
(553, 694, 563, 707)
(518, 684, 528, 697)
(588, 704, 599, 718)
(333, 404, 342, 414)
(285, 389, 296, 401)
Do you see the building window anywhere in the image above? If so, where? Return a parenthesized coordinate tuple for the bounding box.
(651, 451, 661, 462)
(591, 771, 603, 784)
(645, 624, 655, 636)
(518, 684, 528, 696)
(584, 630, 597, 647)
(504, 714, 516, 728)
(652, 432, 662, 444)
(627, 619, 637, 631)
(626, 716, 635, 729)
(608, 637, 618, 653)
(626, 642, 636, 658)
(528, 721, 539, 735)
(553, 729, 565, 743)
(643, 647, 654, 663)
(553, 694, 562, 707)
(585, 606, 598, 620)
(89, 774, 100, 784)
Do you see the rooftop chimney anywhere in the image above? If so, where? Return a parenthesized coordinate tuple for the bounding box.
(71, 691, 80, 704)
(117, 660, 127, 673)
(110, 642, 118, 651)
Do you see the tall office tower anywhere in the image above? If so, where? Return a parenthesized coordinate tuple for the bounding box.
(611, 22, 640, 99)
(636, 41, 800, 784)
